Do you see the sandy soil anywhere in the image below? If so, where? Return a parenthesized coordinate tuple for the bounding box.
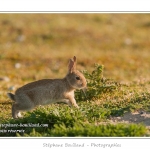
(110, 111, 150, 129)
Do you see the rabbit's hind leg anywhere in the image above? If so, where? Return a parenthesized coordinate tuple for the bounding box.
(12, 101, 34, 119)
(12, 103, 21, 119)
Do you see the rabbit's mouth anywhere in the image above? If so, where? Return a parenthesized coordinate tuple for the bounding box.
(77, 83, 87, 89)
(71, 83, 86, 90)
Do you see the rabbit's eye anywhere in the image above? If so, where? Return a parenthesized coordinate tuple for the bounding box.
(76, 76, 80, 80)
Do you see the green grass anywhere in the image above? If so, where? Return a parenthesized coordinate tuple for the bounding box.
(0, 14, 150, 137)
(0, 105, 147, 137)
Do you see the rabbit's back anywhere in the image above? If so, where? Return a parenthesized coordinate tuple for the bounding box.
(16, 79, 55, 91)
(15, 79, 69, 105)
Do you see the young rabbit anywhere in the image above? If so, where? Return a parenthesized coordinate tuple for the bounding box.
(7, 56, 87, 119)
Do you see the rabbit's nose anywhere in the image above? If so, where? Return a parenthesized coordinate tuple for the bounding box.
(83, 82, 87, 87)
(81, 82, 85, 87)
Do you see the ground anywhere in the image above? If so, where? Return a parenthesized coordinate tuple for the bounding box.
(111, 111, 150, 128)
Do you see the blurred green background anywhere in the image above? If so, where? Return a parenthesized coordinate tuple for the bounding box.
(0, 14, 150, 84)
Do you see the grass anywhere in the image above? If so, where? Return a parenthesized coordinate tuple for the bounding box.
(0, 14, 150, 137)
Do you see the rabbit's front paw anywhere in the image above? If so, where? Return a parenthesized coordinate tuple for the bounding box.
(74, 104, 79, 108)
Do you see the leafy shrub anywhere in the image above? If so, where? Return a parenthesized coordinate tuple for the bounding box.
(52, 123, 147, 137)
(75, 64, 120, 101)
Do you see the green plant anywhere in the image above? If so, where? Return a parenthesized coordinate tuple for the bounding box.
(75, 64, 120, 101)
(22, 123, 147, 137)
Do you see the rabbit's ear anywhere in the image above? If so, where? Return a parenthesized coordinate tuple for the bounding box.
(73, 56, 77, 63)
(68, 56, 76, 73)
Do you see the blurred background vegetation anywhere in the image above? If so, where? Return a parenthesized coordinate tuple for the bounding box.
(0, 14, 150, 84)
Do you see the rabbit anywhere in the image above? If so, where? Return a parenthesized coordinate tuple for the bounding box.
(7, 56, 87, 119)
